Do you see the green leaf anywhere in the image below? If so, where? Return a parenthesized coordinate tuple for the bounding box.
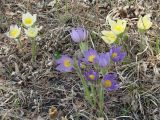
(79, 42, 88, 53)
(54, 51, 61, 59)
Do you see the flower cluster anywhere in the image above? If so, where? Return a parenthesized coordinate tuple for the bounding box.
(5, 12, 42, 62)
(101, 14, 152, 44)
(56, 27, 126, 92)
(101, 18, 127, 44)
(6, 12, 39, 39)
(55, 14, 152, 114)
(56, 46, 125, 91)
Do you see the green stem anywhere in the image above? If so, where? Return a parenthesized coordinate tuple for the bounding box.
(139, 29, 146, 51)
(91, 84, 96, 107)
(99, 84, 104, 117)
(98, 67, 107, 117)
(74, 59, 92, 105)
(31, 38, 37, 62)
(16, 38, 23, 48)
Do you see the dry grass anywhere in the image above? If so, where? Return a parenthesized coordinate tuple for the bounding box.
(0, 0, 160, 120)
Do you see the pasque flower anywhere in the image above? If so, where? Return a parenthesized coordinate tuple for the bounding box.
(101, 31, 117, 44)
(97, 52, 110, 67)
(137, 14, 152, 30)
(84, 70, 99, 81)
(6, 25, 21, 39)
(70, 27, 88, 43)
(83, 48, 98, 64)
(109, 46, 126, 63)
(22, 12, 37, 27)
(24, 26, 39, 38)
(109, 18, 127, 35)
(56, 55, 74, 72)
(102, 72, 119, 91)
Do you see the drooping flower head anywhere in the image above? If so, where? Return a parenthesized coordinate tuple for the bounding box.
(24, 26, 39, 38)
(97, 52, 110, 67)
(102, 72, 119, 91)
(83, 48, 98, 64)
(137, 14, 152, 30)
(70, 27, 88, 43)
(6, 25, 21, 39)
(22, 12, 37, 27)
(109, 18, 127, 35)
(56, 55, 74, 72)
(101, 31, 117, 44)
(84, 70, 99, 81)
(109, 46, 126, 63)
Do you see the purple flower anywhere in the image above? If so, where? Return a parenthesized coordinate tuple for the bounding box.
(70, 27, 88, 43)
(97, 52, 110, 67)
(109, 46, 126, 63)
(102, 72, 119, 91)
(83, 48, 98, 64)
(56, 55, 74, 72)
(84, 70, 99, 81)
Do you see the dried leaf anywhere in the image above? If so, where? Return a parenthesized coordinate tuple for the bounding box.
(49, 106, 58, 120)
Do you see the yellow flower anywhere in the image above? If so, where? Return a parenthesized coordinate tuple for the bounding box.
(101, 31, 117, 44)
(6, 25, 21, 39)
(109, 18, 127, 35)
(22, 12, 37, 27)
(137, 14, 152, 30)
(24, 26, 39, 38)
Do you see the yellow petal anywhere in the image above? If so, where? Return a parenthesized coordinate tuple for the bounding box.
(101, 30, 108, 35)
(110, 19, 127, 35)
(137, 14, 152, 30)
(7, 25, 21, 39)
(22, 12, 37, 27)
(25, 27, 39, 38)
(101, 34, 116, 44)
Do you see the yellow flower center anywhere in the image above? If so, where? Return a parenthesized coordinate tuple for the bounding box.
(143, 20, 150, 29)
(64, 59, 71, 67)
(89, 74, 95, 80)
(112, 52, 118, 58)
(88, 55, 95, 62)
(9, 29, 19, 38)
(24, 18, 33, 25)
(115, 25, 123, 32)
(104, 80, 112, 88)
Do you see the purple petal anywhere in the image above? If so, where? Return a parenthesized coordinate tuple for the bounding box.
(119, 52, 126, 61)
(97, 52, 110, 67)
(70, 29, 81, 42)
(76, 27, 88, 41)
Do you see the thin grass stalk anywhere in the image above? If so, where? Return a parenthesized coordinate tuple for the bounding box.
(156, 36, 160, 54)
